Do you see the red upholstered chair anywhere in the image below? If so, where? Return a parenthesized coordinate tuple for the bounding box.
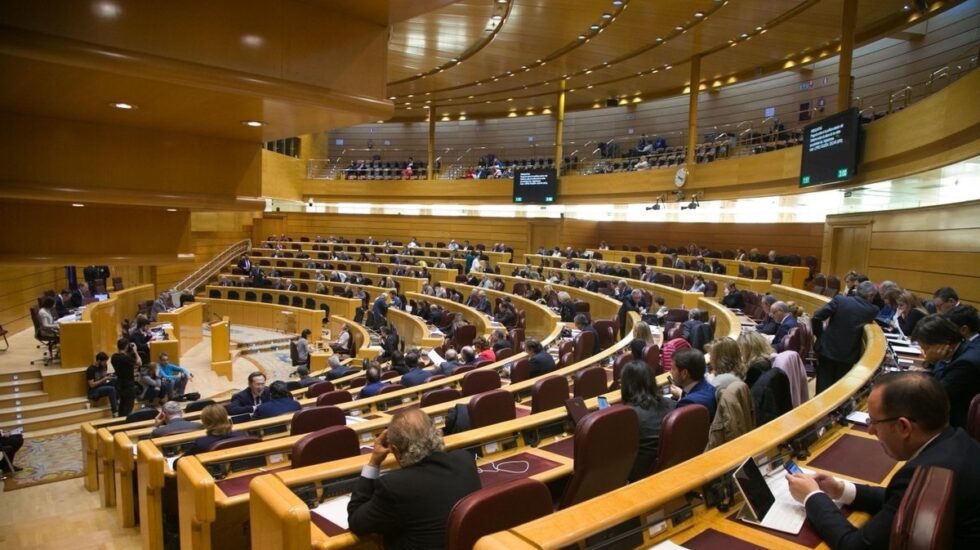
(890, 466, 956, 550)
(468, 389, 516, 429)
(509, 328, 525, 353)
(703, 280, 718, 297)
(347, 376, 367, 388)
(426, 374, 447, 383)
(380, 370, 400, 381)
(967, 394, 980, 443)
(556, 405, 639, 509)
(420, 388, 461, 407)
(509, 358, 530, 383)
(572, 366, 607, 399)
(779, 327, 803, 354)
(316, 390, 353, 407)
(593, 320, 617, 351)
(495, 347, 514, 361)
(451, 324, 477, 351)
(610, 353, 631, 390)
(377, 383, 404, 395)
(291, 426, 360, 468)
(531, 376, 569, 413)
(446, 478, 554, 550)
(305, 380, 335, 399)
(573, 330, 596, 362)
(461, 370, 502, 397)
(642, 343, 661, 376)
(208, 435, 261, 452)
(290, 406, 345, 436)
(453, 365, 478, 376)
(825, 275, 841, 297)
(559, 351, 575, 368)
(648, 404, 710, 476)
(663, 322, 683, 342)
(558, 340, 574, 362)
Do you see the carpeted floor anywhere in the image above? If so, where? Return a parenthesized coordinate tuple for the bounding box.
(241, 350, 301, 383)
(3, 431, 84, 491)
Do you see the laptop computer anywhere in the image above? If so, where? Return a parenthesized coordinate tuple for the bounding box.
(732, 456, 807, 534)
(564, 396, 591, 426)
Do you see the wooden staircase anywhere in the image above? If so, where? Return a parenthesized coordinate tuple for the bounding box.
(0, 368, 110, 435)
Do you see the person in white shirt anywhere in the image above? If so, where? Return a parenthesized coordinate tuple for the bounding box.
(38, 297, 60, 336)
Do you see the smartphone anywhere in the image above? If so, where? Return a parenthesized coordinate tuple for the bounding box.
(783, 460, 803, 475)
(597, 395, 609, 409)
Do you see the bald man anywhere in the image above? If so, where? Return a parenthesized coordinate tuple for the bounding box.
(348, 408, 480, 549)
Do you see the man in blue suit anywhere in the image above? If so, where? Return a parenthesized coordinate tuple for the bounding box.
(252, 381, 301, 420)
(811, 281, 879, 393)
(401, 351, 435, 387)
(771, 301, 798, 352)
(669, 348, 716, 419)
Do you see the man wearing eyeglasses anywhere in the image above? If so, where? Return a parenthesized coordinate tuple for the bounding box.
(786, 371, 980, 549)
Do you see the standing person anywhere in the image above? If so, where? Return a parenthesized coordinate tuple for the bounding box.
(111, 338, 141, 417)
(295, 329, 312, 366)
(810, 281, 879, 393)
(86, 352, 119, 416)
(347, 408, 481, 548)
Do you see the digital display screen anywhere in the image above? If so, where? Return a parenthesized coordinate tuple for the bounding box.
(513, 169, 558, 204)
(734, 457, 775, 520)
(800, 107, 861, 187)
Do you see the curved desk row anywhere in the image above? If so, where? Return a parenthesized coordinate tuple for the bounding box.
(257, 239, 511, 267)
(60, 283, 158, 368)
(244, 253, 459, 284)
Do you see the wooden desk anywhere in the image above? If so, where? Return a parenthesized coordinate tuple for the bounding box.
(59, 284, 156, 368)
(256, 240, 511, 267)
(157, 302, 204, 356)
(439, 282, 562, 341)
(247, 253, 459, 285)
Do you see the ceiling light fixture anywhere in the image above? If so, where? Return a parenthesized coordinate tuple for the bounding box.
(695, 12, 705, 18)
(590, 24, 600, 30)
(602, 12, 612, 19)
(166, 208, 178, 212)
(110, 102, 136, 110)
(242, 120, 264, 127)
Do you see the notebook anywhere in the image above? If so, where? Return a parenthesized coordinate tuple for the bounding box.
(733, 456, 806, 534)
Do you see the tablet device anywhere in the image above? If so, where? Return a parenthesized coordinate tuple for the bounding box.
(564, 396, 590, 426)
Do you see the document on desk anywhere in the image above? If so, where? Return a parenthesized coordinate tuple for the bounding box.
(650, 542, 689, 550)
(427, 349, 445, 366)
(312, 495, 351, 530)
(846, 411, 870, 425)
(891, 345, 922, 355)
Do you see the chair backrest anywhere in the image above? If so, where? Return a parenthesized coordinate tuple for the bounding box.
(305, 380, 335, 398)
(378, 383, 404, 395)
(209, 435, 261, 452)
(420, 388, 462, 407)
(451, 324, 477, 351)
(468, 389, 516, 428)
(380, 370, 400, 381)
(290, 405, 345, 436)
(291, 426, 360, 468)
(572, 330, 596, 362)
(642, 343, 661, 376)
(703, 280, 718, 297)
(316, 389, 353, 406)
(509, 328, 525, 352)
(557, 405, 639, 509)
(967, 394, 980, 443)
(510, 358, 530, 383)
(124, 408, 159, 423)
(530, 376, 569, 414)
(495, 347, 514, 361)
(890, 466, 956, 550)
(651, 404, 710, 475)
(573, 366, 607, 399)
(445, 478, 554, 550)
(593, 320, 617, 350)
(461, 370, 502, 397)
(184, 399, 215, 413)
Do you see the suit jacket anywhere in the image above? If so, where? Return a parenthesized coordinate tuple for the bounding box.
(772, 315, 798, 352)
(528, 350, 557, 378)
(721, 292, 744, 310)
(348, 450, 481, 550)
(677, 378, 717, 420)
(811, 295, 879, 365)
(252, 397, 301, 420)
(756, 314, 778, 335)
(186, 431, 245, 455)
(228, 387, 271, 415)
(933, 341, 980, 428)
(151, 419, 203, 437)
(438, 360, 461, 376)
(806, 427, 980, 549)
(402, 368, 434, 387)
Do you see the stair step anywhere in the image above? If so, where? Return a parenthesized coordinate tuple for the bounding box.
(0, 406, 111, 433)
(0, 390, 49, 407)
(0, 379, 44, 395)
(0, 369, 42, 383)
(0, 397, 93, 422)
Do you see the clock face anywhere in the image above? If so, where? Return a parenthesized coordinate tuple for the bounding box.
(674, 167, 687, 187)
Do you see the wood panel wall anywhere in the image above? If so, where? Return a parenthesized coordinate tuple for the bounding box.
(597, 222, 824, 259)
(155, 212, 257, 291)
(824, 200, 980, 306)
(0, 267, 67, 333)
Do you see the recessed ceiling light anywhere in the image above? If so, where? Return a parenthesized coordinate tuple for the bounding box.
(741, 33, 749, 38)
(675, 26, 684, 31)
(656, 37, 664, 43)
(491, 14, 502, 21)
(612, 0, 623, 5)
(388, 96, 396, 100)
(242, 120, 263, 127)
(110, 102, 136, 110)
(166, 208, 178, 212)
(578, 34, 587, 40)
(241, 34, 264, 47)
(451, 58, 459, 63)
(602, 12, 613, 19)
(755, 26, 763, 31)
(376, 120, 385, 123)
(72, 203, 85, 208)
(590, 24, 600, 30)
(695, 12, 705, 18)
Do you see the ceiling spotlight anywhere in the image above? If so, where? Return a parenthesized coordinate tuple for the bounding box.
(590, 24, 600, 30)
(656, 37, 664, 43)
(612, 0, 623, 5)
(602, 12, 612, 19)
(578, 34, 587, 40)
(242, 120, 264, 127)
(695, 12, 705, 18)
(110, 102, 136, 110)
(166, 208, 178, 212)
(645, 195, 666, 211)
(72, 203, 85, 208)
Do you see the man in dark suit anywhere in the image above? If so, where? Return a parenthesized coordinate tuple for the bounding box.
(669, 348, 716, 419)
(770, 301, 798, 351)
(348, 408, 480, 549)
(526, 338, 557, 378)
(811, 281, 879, 393)
(150, 401, 203, 437)
(787, 371, 980, 549)
(755, 295, 779, 334)
(574, 313, 601, 356)
(437, 349, 462, 376)
(228, 372, 271, 415)
(911, 314, 980, 428)
(371, 291, 393, 329)
(618, 288, 644, 338)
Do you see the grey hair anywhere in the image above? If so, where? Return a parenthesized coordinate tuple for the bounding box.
(328, 355, 342, 368)
(762, 294, 778, 306)
(388, 410, 445, 467)
(162, 401, 182, 418)
(771, 301, 789, 314)
(857, 281, 877, 299)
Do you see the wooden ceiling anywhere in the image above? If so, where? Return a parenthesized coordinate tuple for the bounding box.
(384, 0, 952, 120)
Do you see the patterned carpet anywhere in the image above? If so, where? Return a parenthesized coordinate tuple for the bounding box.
(2, 431, 83, 491)
(242, 350, 301, 383)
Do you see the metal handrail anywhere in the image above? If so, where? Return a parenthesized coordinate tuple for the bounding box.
(172, 239, 252, 294)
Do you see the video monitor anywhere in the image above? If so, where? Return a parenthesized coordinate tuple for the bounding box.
(513, 168, 558, 204)
(800, 107, 861, 187)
